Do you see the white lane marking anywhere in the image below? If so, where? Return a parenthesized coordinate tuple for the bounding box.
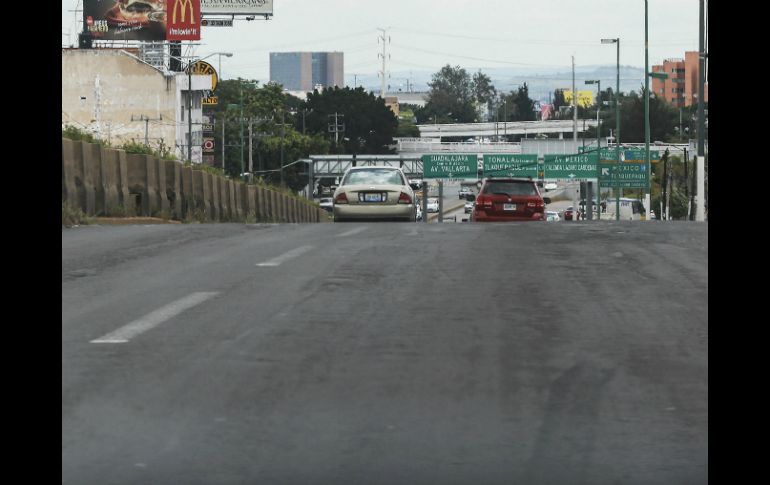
(337, 226, 367, 238)
(256, 245, 314, 267)
(90, 292, 219, 344)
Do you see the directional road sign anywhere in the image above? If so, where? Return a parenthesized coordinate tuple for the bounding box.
(482, 154, 538, 178)
(543, 153, 598, 181)
(422, 154, 478, 179)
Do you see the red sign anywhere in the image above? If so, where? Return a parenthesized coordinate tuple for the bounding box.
(166, 0, 200, 41)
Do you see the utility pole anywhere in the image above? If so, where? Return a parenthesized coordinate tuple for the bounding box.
(188, 64, 192, 164)
(221, 116, 226, 170)
(571, 56, 579, 220)
(131, 114, 163, 146)
(696, 0, 707, 221)
(377, 28, 390, 99)
(328, 113, 345, 146)
(644, 0, 652, 221)
(280, 109, 285, 187)
(248, 118, 253, 179)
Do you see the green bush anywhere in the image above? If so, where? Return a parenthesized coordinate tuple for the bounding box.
(62, 203, 92, 227)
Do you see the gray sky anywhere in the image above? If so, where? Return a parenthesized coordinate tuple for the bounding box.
(62, 1, 702, 85)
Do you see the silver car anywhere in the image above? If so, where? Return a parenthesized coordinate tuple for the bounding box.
(332, 167, 416, 222)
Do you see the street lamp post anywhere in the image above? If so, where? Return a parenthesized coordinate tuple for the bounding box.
(216, 52, 233, 80)
(586, 79, 601, 220)
(644, 0, 651, 219)
(602, 38, 620, 220)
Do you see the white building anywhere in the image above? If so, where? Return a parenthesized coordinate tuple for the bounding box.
(61, 49, 212, 163)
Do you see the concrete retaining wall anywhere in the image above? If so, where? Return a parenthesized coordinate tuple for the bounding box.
(62, 139, 323, 224)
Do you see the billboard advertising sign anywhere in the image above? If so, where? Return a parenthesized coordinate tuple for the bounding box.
(83, 0, 168, 41)
(166, 0, 201, 40)
(563, 90, 594, 108)
(200, 0, 273, 15)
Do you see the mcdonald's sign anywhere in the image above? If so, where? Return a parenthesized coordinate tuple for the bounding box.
(166, 0, 201, 41)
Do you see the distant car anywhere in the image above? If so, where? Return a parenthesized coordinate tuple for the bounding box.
(458, 187, 473, 199)
(332, 166, 416, 222)
(546, 210, 560, 221)
(416, 204, 423, 221)
(563, 206, 575, 221)
(318, 198, 333, 213)
(471, 178, 550, 222)
(427, 198, 439, 213)
(544, 182, 558, 191)
(464, 200, 475, 213)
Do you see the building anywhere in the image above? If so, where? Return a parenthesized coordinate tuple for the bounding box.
(652, 52, 708, 108)
(269, 52, 343, 92)
(62, 49, 212, 163)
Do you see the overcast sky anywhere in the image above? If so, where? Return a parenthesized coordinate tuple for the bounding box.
(62, 1, 703, 85)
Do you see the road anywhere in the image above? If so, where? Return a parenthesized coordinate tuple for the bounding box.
(63, 221, 708, 484)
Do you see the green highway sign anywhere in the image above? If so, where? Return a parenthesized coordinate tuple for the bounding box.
(624, 149, 660, 163)
(599, 161, 650, 188)
(422, 154, 478, 179)
(543, 153, 598, 181)
(482, 154, 538, 178)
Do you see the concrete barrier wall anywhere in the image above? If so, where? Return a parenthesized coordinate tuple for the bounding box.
(200, 172, 213, 221)
(256, 186, 267, 221)
(233, 182, 245, 221)
(62, 139, 325, 224)
(246, 185, 256, 220)
(209, 174, 220, 221)
(62, 139, 85, 211)
(100, 146, 121, 215)
(218, 177, 230, 221)
(144, 155, 161, 216)
(164, 159, 182, 219)
(82, 141, 102, 215)
(116, 151, 129, 210)
(180, 165, 193, 217)
(154, 157, 169, 215)
(192, 170, 205, 219)
(228, 180, 237, 221)
(126, 153, 149, 216)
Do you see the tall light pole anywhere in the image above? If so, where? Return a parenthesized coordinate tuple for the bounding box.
(644, 0, 651, 218)
(602, 38, 620, 220)
(215, 52, 233, 80)
(696, 0, 707, 221)
(586, 79, 601, 220)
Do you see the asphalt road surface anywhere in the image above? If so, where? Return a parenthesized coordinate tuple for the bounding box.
(63, 221, 708, 484)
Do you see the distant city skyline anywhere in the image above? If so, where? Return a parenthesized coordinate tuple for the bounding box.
(62, 0, 704, 92)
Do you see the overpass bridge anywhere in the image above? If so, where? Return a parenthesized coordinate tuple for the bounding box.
(417, 119, 599, 139)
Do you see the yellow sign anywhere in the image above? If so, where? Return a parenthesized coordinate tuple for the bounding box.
(202, 96, 219, 105)
(172, 0, 195, 23)
(186, 61, 218, 91)
(564, 90, 594, 108)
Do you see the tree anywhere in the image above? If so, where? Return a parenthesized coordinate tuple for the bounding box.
(299, 86, 398, 154)
(418, 65, 478, 124)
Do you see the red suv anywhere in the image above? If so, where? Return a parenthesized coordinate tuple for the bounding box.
(471, 178, 550, 222)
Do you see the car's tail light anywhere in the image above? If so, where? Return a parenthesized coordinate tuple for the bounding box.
(476, 195, 492, 208)
(527, 200, 545, 209)
(334, 192, 348, 204)
(398, 192, 412, 204)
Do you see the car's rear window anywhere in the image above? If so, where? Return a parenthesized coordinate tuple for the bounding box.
(482, 181, 538, 196)
(343, 169, 405, 186)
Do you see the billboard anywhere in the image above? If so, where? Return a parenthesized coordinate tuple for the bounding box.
(201, 0, 273, 15)
(83, 0, 168, 41)
(166, 0, 201, 40)
(82, 1, 201, 41)
(563, 90, 594, 108)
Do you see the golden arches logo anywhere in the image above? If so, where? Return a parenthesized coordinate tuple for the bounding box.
(171, 0, 194, 24)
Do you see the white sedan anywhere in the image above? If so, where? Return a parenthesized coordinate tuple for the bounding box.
(426, 198, 439, 213)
